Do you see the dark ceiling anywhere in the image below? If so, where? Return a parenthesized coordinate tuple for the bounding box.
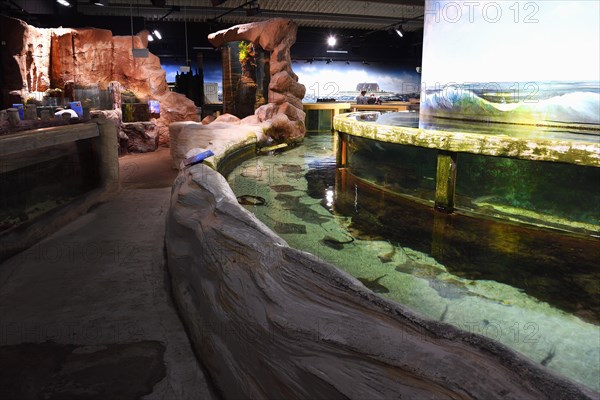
(1, 0, 424, 64)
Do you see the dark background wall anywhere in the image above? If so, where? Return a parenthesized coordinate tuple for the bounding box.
(1, 3, 422, 65)
(1, 2, 423, 100)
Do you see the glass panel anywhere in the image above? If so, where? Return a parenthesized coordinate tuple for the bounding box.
(346, 135, 437, 202)
(222, 41, 270, 118)
(456, 153, 600, 233)
(0, 140, 100, 233)
(305, 109, 332, 133)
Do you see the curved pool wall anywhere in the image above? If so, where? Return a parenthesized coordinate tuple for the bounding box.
(333, 112, 600, 235)
(165, 121, 596, 399)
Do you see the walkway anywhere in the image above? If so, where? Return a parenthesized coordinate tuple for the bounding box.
(0, 148, 217, 399)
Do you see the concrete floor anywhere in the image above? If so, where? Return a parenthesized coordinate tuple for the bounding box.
(0, 147, 217, 399)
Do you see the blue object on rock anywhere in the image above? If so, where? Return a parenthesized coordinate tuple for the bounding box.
(184, 150, 215, 167)
(69, 101, 83, 117)
(12, 104, 24, 120)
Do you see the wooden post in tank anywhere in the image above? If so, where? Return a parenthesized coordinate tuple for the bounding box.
(335, 132, 347, 168)
(221, 45, 234, 115)
(435, 150, 457, 212)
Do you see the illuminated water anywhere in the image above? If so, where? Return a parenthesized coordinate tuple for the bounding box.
(227, 134, 600, 391)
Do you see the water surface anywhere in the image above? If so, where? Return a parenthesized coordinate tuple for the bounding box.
(227, 134, 600, 391)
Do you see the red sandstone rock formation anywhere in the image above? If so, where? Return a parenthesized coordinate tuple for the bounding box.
(0, 17, 52, 101)
(0, 16, 197, 145)
(208, 19, 306, 142)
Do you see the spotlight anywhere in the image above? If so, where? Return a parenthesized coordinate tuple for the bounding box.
(395, 26, 405, 38)
(57, 0, 71, 6)
(147, 34, 154, 42)
(327, 36, 337, 47)
(152, 29, 162, 40)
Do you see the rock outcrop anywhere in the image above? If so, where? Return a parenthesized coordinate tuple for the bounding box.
(208, 19, 306, 143)
(169, 118, 265, 169)
(0, 17, 52, 103)
(0, 16, 197, 145)
(121, 121, 159, 153)
(166, 162, 596, 400)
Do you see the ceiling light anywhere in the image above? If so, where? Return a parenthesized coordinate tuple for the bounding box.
(57, 0, 71, 6)
(327, 36, 337, 47)
(93, 0, 108, 6)
(152, 29, 162, 40)
(147, 34, 154, 42)
(395, 26, 405, 38)
(326, 50, 348, 54)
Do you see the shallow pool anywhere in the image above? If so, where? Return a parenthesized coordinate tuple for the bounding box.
(227, 133, 600, 391)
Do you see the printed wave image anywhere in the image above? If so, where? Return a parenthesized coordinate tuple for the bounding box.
(420, 81, 600, 130)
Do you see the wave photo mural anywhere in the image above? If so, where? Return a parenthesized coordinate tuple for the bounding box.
(420, 0, 600, 130)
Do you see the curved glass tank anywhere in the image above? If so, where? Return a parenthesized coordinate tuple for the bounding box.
(341, 111, 600, 234)
(227, 111, 600, 391)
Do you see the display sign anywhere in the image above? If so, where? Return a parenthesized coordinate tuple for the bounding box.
(69, 101, 83, 117)
(12, 104, 24, 120)
(148, 100, 160, 115)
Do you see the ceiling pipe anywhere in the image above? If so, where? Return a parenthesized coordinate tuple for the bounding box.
(208, 0, 258, 22)
(75, 4, 423, 30)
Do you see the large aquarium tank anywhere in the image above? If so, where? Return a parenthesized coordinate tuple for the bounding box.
(345, 111, 600, 234)
(226, 0, 600, 391)
(73, 83, 113, 111)
(0, 141, 100, 234)
(227, 133, 600, 391)
(221, 40, 270, 118)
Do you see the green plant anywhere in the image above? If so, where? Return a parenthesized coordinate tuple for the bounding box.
(25, 96, 41, 105)
(121, 89, 138, 104)
(238, 41, 257, 77)
(44, 88, 63, 98)
(122, 103, 134, 122)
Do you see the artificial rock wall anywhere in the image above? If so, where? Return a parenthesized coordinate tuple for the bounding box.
(166, 161, 596, 400)
(208, 19, 307, 142)
(0, 16, 197, 144)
